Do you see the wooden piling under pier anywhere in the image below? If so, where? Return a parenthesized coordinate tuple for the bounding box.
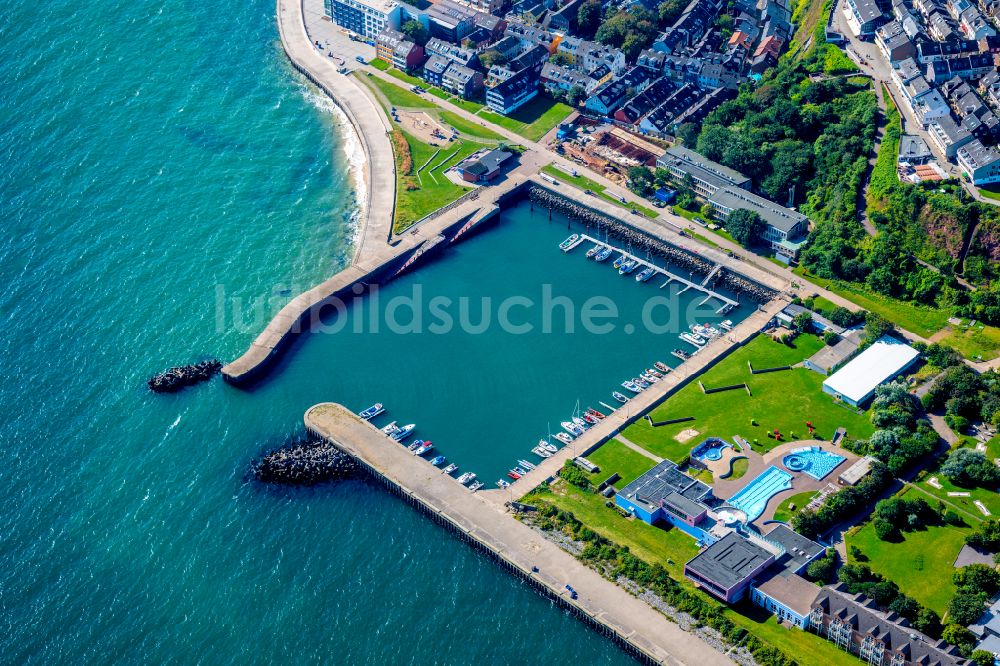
(305, 403, 735, 666)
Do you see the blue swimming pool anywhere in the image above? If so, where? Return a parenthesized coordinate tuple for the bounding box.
(692, 438, 731, 463)
(782, 447, 846, 481)
(726, 466, 792, 522)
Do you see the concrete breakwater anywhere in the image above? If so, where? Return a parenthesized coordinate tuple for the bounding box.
(526, 185, 778, 303)
(250, 434, 356, 485)
(305, 403, 734, 666)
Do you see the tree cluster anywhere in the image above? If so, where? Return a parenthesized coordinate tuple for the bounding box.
(792, 461, 892, 539)
(871, 496, 937, 542)
(838, 563, 942, 637)
(845, 380, 937, 475)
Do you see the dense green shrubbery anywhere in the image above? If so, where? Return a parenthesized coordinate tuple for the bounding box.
(871, 496, 937, 541)
(792, 460, 892, 538)
(558, 460, 592, 490)
(528, 500, 799, 666)
(838, 563, 942, 637)
(844, 380, 937, 474)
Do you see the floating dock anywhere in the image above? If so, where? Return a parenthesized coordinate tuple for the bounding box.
(305, 403, 735, 666)
(575, 235, 738, 313)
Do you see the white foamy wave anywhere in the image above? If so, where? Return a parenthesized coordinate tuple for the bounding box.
(298, 83, 367, 248)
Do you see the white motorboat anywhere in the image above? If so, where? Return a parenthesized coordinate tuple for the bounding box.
(456, 472, 476, 485)
(391, 423, 416, 441)
(532, 445, 553, 458)
(517, 459, 537, 471)
(612, 391, 630, 403)
(381, 421, 399, 435)
(635, 266, 656, 282)
(679, 332, 706, 347)
(553, 432, 574, 445)
(468, 480, 484, 491)
(539, 439, 558, 453)
(561, 420, 585, 436)
(497, 479, 510, 489)
(442, 463, 458, 474)
(358, 403, 384, 420)
(572, 416, 589, 430)
(559, 234, 580, 251)
(621, 381, 642, 393)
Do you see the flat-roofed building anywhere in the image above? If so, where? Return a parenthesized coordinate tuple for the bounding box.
(898, 133, 933, 163)
(928, 114, 974, 156)
(846, 0, 891, 36)
(707, 186, 809, 260)
(958, 138, 1000, 184)
(615, 459, 713, 539)
(684, 532, 776, 603)
(327, 0, 402, 40)
(822, 335, 920, 407)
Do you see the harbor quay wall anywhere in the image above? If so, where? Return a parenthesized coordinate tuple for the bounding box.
(222, 206, 491, 386)
(524, 180, 782, 304)
(304, 403, 735, 666)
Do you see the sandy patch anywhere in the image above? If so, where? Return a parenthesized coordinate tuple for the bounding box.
(674, 428, 699, 443)
(397, 110, 448, 144)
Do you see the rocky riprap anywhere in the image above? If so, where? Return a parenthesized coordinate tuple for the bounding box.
(527, 186, 779, 303)
(250, 435, 356, 485)
(147, 360, 222, 393)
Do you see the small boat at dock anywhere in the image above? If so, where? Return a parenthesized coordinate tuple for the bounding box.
(618, 259, 638, 275)
(636, 267, 656, 282)
(532, 445, 552, 458)
(358, 403, 384, 420)
(407, 440, 422, 452)
(559, 234, 580, 251)
(468, 480, 484, 491)
(632, 377, 649, 388)
(719, 319, 734, 331)
(672, 348, 691, 361)
(512, 466, 527, 476)
(507, 470, 521, 480)
(443, 463, 458, 474)
(553, 432, 574, 445)
(613, 254, 627, 269)
(586, 244, 602, 258)
(646, 368, 663, 378)
(654, 361, 670, 373)
(562, 420, 585, 436)
(572, 416, 589, 430)
(391, 424, 416, 441)
(587, 408, 605, 419)
(518, 459, 536, 471)
(679, 332, 705, 347)
(430, 455, 446, 466)
(612, 391, 630, 403)
(582, 412, 599, 425)
(456, 472, 476, 485)
(621, 381, 642, 393)
(594, 247, 613, 262)
(415, 441, 434, 455)
(381, 421, 399, 436)
(641, 372, 659, 383)
(539, 439, 558, 453)
(497, 479, 510, 489)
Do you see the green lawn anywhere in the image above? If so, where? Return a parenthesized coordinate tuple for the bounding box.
(540, 165, 659, 218)
(477, 94, 573, 142)
(793, 268, 950, 337)
(356, 72, 438, 110)
(586, 439, 658, 486)
(370, 58, 390, 71)
(772, 490, 818, 524)
(937, 321, 1000, 361)
(393, 129, 478, 231)
(449, 96, 486, 113)
(809, 296, 841, 317)
(438, 111, 506, 142)
(979, 184, 1000, 201)
(848, 502, 968, 614)
(725, 457, 749, 480)
(727, 604, 860, 666)
(623, 334, 874, 461)
(916, 438, 1000, 521)
(521, 482, 699, 581)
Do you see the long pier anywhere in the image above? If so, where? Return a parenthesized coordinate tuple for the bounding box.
(572, 234, 738, 311)
(305, 403, 735, 666)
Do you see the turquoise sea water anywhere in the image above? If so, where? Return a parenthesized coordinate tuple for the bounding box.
(0, 0, 741, 662)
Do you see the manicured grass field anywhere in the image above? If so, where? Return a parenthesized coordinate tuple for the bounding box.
(727, 604, 860, 666)
(438, 111, 505, 142)
(916, 438, 1000, 521)
(772, 490, 817, 524)
(393, 129, 478, 231)
(622, 334, 874, 462)
(793, 268, 951, 337)
(357, 72, 437, 110)
(978, 184, 1000, 201)
(370, 58, 390, 71)
(585, 439, 658, 486)
(937, 321, 1000, 361)
(540, 165, 659, 218)
(521, 482, 699, 581)
(847, 499, 968, 614)
(726, 457, 749, 480)
(478, 95, 573, 142)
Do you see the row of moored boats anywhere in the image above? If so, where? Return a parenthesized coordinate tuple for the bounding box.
(359, 403, 486, 491)
(676, 319, 734, 350)
(615, 361, 672, 397)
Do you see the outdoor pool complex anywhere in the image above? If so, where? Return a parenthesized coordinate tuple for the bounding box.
(782, 447, 846, 481)
(725, 466, 792, 522)
(692, 438, 731, 462)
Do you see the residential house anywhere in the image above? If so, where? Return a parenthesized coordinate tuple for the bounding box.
(376, 28, 425, 70)
(928, 114, 975, 155)
(425, 37, 480, 67)
(875, 21, 917, 62)
(442, 62, 484, 98)
(422, 54, 452, 87)
(424, 0, 477, 41)
(326, 0, 402, 40)
(958, 138, 1000, 182)
(845, 0, 891, 36)
(584, 67, 651, 115)
(614, 77, 675, 125)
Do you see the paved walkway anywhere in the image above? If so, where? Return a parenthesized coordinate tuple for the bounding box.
(307, 403, 735, 666)
(278, 0, 394, 261)
(616, 435, 662, 462)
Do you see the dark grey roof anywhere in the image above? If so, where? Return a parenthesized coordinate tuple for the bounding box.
(763, 524, 825, 571)
(618, 459, 711, 514)
(685, 532, 774, 591)
(815, 586, 967, 665)
(662, 491, 708, 520)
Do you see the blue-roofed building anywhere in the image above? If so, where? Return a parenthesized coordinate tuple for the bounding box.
(615, 460, 714, 541)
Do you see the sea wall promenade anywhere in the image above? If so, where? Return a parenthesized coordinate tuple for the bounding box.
(304, 403, 736, 666)
(276, 0, 395, 259)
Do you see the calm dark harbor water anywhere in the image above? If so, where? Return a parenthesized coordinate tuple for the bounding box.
(0, 0, 747, 662)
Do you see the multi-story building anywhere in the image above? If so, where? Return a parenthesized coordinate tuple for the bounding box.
(708, 186, 809, 260)
(928, 115, 975, 156)
(876, 21, 917, 62)
(809, 586, 966, 665)
(845, 0, 892, 36)
(425, 37, 479, 68)
(424, 0, 477, 41)
(655, 145, 750, 197)
(326, 0, 402, 40)
(376, 28, 425, 70)
(958, 138, 1000, 183)
(441, 62, 483, 98)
